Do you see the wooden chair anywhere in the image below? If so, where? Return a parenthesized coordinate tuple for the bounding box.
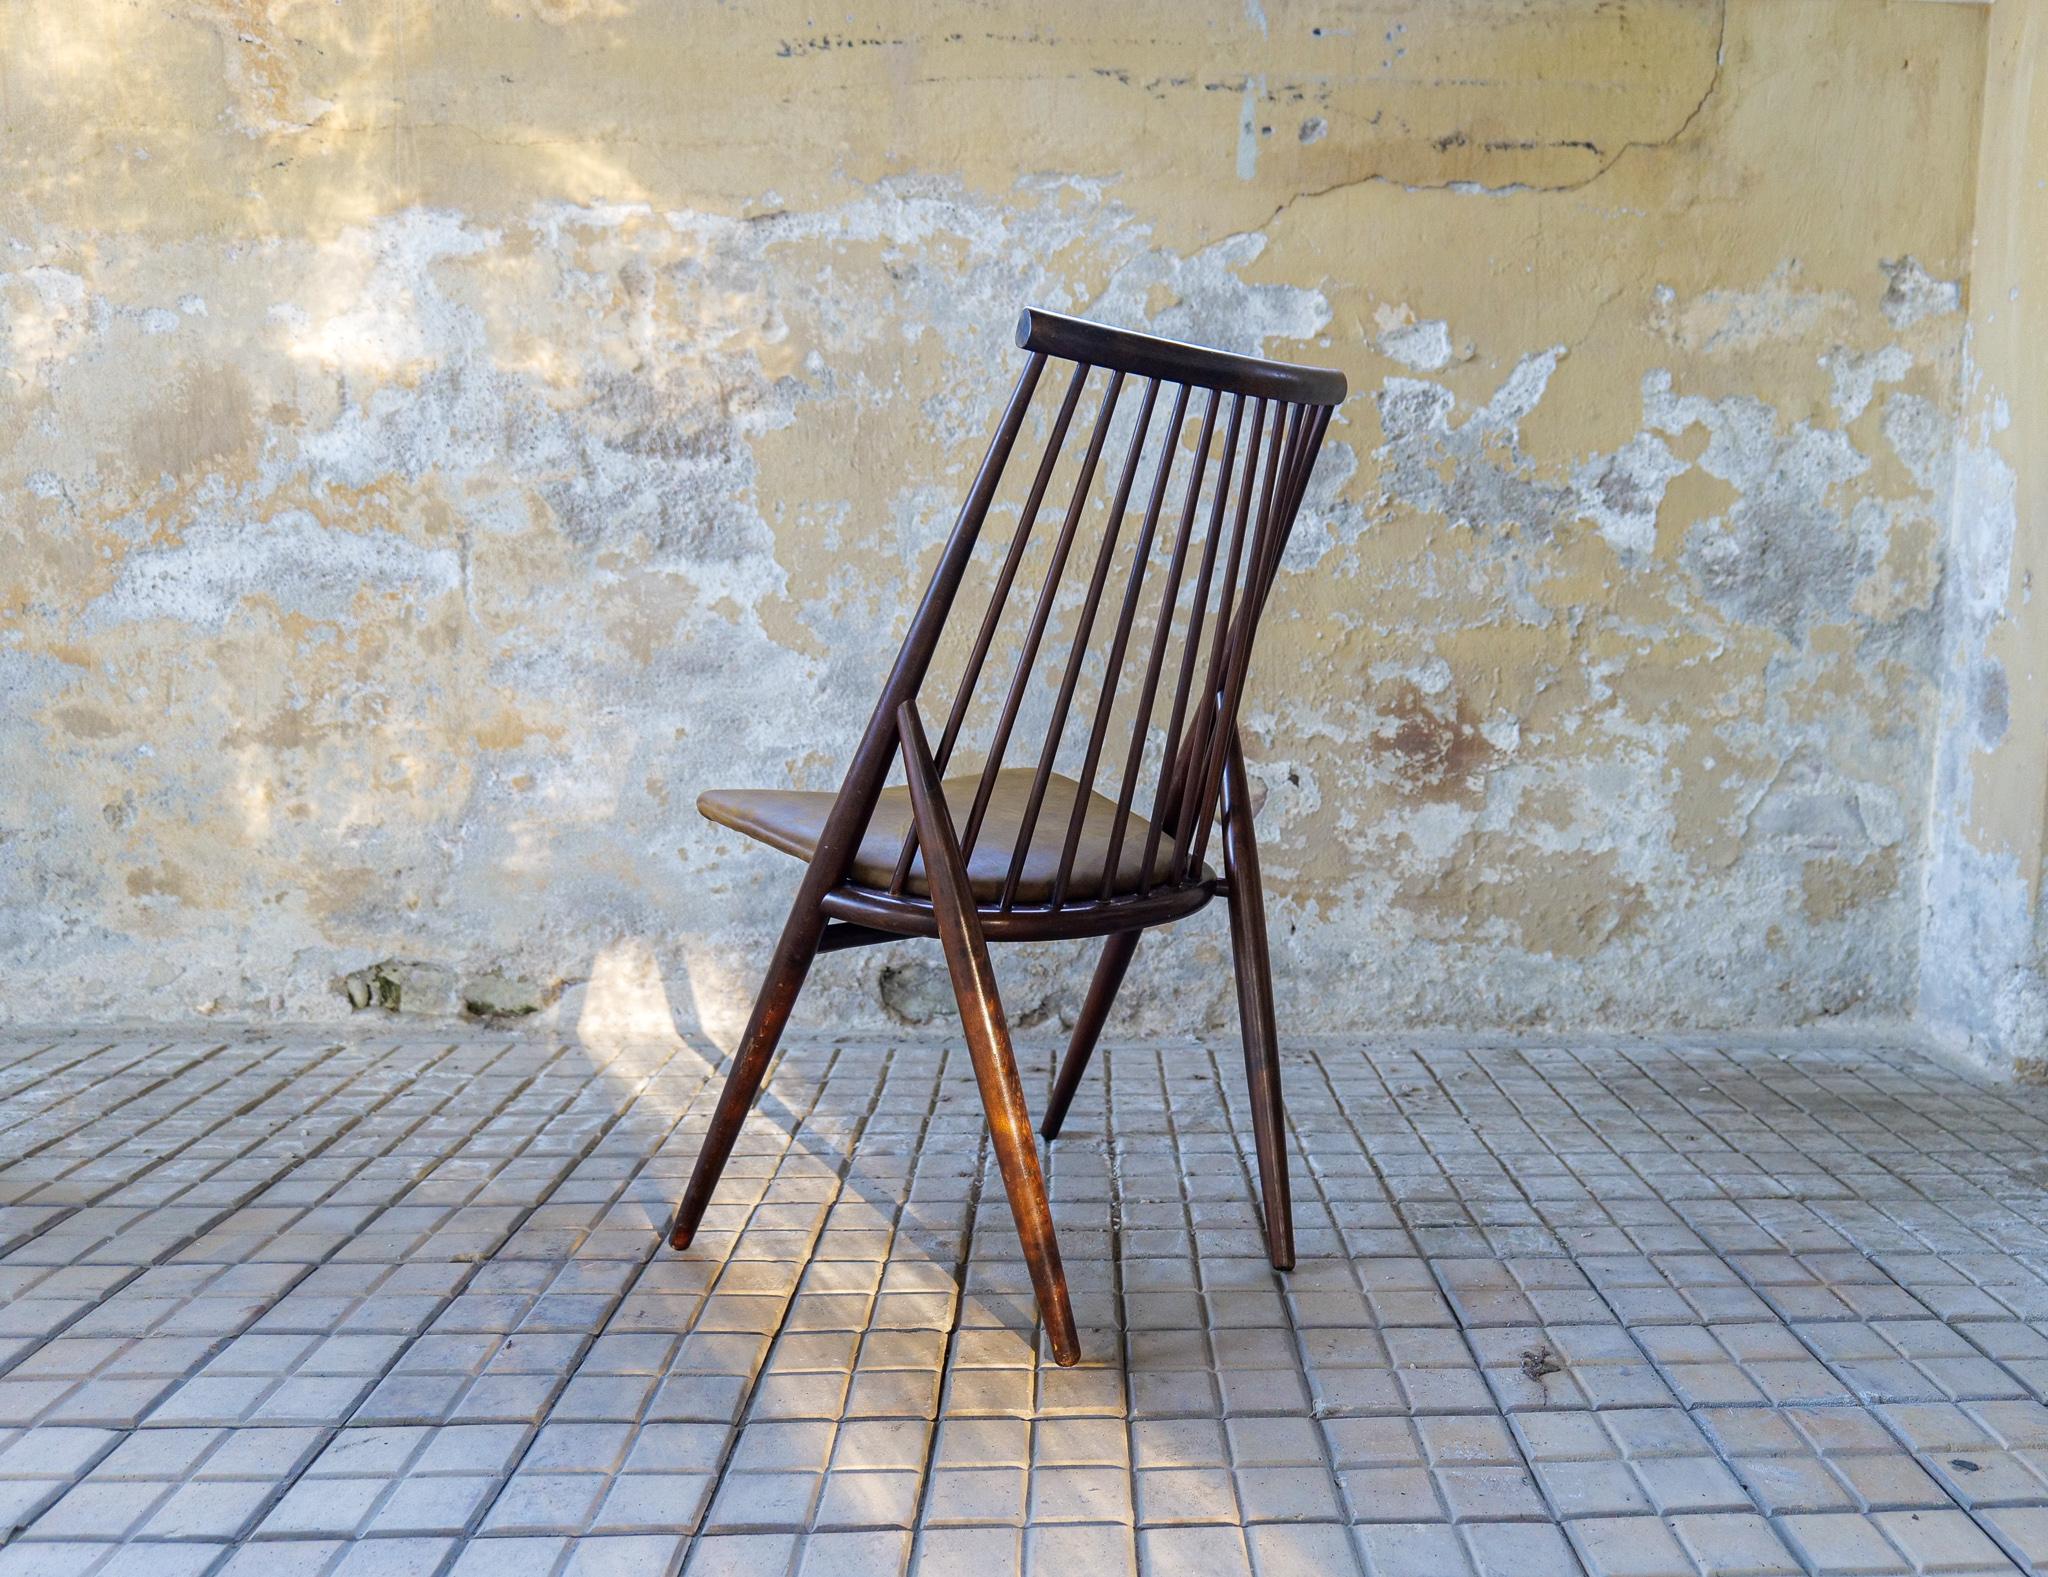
(671, 307, 1346, 1365)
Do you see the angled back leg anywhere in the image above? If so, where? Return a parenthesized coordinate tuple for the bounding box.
(1223, 727, 1294, 1270)
(1040, 929, 1141, 1142)
(898, 701, 1082, 1366)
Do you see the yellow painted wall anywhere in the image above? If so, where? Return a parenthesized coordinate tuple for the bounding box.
(0, 1, 1999, 1037)
(1922, 0, 2048, 1067)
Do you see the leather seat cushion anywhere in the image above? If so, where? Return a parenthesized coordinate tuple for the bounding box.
(699, 768, 1204, 904)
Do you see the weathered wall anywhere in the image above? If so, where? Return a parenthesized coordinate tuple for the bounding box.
(0, 1, 1993, 1040)
(1921, 0, 2048, 1071)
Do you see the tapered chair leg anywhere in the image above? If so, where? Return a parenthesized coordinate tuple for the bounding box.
(898, 703, 1081, 1366)
(668, 902, 825, 1251)
(1222, 731, 1294, 1271)
(1041, 929, 1141, 1141)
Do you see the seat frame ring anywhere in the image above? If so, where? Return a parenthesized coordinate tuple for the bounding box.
(820, 878, 1216, 942)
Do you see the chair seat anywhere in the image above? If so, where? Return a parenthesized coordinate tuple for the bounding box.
(699, 768, 1208, 905)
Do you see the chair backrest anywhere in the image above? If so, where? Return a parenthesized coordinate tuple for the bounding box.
(834, 307, 1346, 914)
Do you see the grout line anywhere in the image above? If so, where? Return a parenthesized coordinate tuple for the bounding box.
(1101, 1036, 1140, 1570)
(679, 1040, 909, 1547)
(354, 1036, 699, 1551)
(0, 1037, 475, 1397)
(905, 1045, 995, 1550)
(1357, 1044, 1555, 1557)
(1224, 1036, 1356, 1558)
(1468, 1038, 2029, 1572)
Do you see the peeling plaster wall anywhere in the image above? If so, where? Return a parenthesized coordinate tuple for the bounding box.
(1920, 0, 2048, 1070)
(0, 1, 1993, 1039)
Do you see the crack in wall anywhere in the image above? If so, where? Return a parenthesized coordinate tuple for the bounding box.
(1250, 0, 1729, 228)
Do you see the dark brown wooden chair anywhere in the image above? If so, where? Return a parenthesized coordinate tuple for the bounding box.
(671, 307, 1345, 1365)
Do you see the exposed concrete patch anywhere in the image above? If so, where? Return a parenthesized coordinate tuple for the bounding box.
(877, 960, 957, 1026)
(1372, 347, 1572, 545)
(1823, 345, 1912, 423)
(341, 958, 552, 1019)
(1573, 432, 1689, 562)
(1651, 263, 1853, 357)
(461, 971, 552, 1019)
(1649, 376, 1874, 639)
(1880, 257, 1964, 331)
(1375, 316, 1455, 373)
(341, 959, 459, 1016)
(89, 514, 462, 633)
(1921, 428, 2041, 1064)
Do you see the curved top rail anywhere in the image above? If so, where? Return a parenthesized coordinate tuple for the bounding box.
(1016, 307, 1347, 408)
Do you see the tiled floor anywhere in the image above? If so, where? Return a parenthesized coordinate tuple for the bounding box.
(1, 1028, 2047, 1576)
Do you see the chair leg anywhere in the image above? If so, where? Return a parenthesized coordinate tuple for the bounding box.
(1223, 731, 1294, 1272)
(668, 901, 824, 1251)
(1041, 929, 1141, 1141)
(898, 703, 1081, 1366)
